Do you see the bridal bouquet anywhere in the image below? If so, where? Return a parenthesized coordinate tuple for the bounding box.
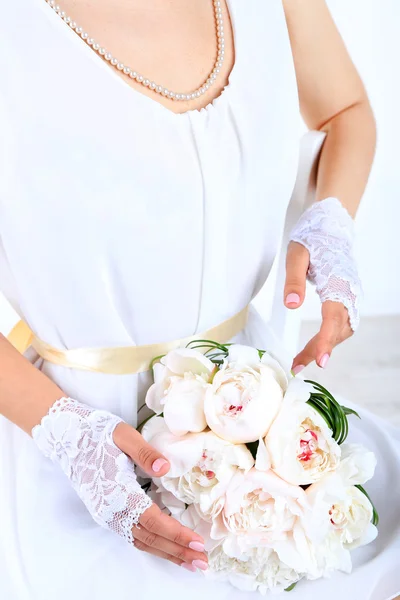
(140, 341, 379, 594)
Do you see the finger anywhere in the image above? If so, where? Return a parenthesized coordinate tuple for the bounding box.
(139, 504, 206, 553)
(284, 242, 309, 309)
(292, 303, 349, 371)
(334, 321, 353, 346)
(132, 525, 208, 569)
(113, 423, 170, 477)
(132, 539, 195, 570)
(314, 302, 349, 365)
(292, 333, 319, 372)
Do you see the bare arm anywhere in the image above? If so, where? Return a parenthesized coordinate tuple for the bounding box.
(0, 332, 208, 566)
(282, 0, 377, 369)
(283, 0, 376, 216)
(0, 334, 63, 433)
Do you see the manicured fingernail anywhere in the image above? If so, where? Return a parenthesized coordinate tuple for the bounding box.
(292, 364, 305, 375)
(192, 560, 208, 571)
(319, 354, 330, 369)
(182, 563, 197, 572)
(189, 541, 205, 552)
(286, 293, 300, 306)
(152, 458, 168, 473)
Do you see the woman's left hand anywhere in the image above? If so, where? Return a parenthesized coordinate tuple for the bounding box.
(284, 240, 353, 373)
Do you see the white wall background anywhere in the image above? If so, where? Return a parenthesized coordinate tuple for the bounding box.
(0, 0, 399, 335)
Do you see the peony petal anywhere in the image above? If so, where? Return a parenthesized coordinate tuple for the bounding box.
(265, 400, 341, 485)
(142, 418, 205, 478)
(273, 534, 310, 575)
(283, 377, 314, 404)
(204, 369, 283, 444)
(335, 546, 353, 574)
(224, 468, 306, 517)
(159, 487, 186, 518)
(163, 378, 208, 436)
(141, 415, 170, 444)
(181, 505, 217, 550)
(304, 477, 377, 573)
(260, 352, 289, 392)
(152, 361, 169, 384)
(227, 344, 261, 367)
(144, 380, 165, 414)
(202, 433, 255, 472)
(163, 348, 214, 376)
(339, 443, 377, 485)
(231, 445, 255, 472)
(347, 522, 378, 549)
(255, 438, 271, 472)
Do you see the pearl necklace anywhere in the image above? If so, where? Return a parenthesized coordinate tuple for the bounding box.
(45, 0, 225, 102)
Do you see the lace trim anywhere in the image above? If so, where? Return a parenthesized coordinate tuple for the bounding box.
(290, 198, 362, 331)
(32, 397, 152, 544)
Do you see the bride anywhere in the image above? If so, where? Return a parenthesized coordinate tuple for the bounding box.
(0, 1, 399, 599)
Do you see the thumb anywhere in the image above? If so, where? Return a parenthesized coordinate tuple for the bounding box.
(113, 422, 170, 477)
(284, 241, 309, 309)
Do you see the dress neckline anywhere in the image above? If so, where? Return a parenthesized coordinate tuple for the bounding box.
(37, 0, 239, 120)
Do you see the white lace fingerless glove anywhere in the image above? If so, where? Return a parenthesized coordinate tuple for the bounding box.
(290, 197, 362, 331)
(32, 397, 152, 544)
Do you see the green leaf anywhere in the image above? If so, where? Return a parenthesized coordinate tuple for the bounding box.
(342, 406, 361, 419)
(307, 398, 332, 430)
(305, 380, 355, 445)
(355, 484, 380, 526)
(284, 582, 298, 592)
(186, 339, 230, 356)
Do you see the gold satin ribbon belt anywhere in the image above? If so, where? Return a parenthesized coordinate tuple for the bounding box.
(7, 306, 249, 375)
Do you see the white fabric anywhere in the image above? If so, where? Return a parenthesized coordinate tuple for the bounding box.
(290, 197, 362, 331)
(32, 397, 152, 542)
(0, 1, 399, 599)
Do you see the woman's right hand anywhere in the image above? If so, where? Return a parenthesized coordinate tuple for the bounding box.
(114, 422, 208, 572)
(32, 397, 208, 572)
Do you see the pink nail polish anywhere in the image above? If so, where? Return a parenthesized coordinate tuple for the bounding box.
(319, 354, 330, 369)
(192, 560, 208, 571)
(292, 364, 305, 375)
(286, 293, 300, 306)
(181, 563, 197, 572)
(189, 541, 205, 552)
(152, 458, 168, 473)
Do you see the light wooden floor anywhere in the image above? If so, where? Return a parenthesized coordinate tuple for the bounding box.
(299, 315, 400, 426)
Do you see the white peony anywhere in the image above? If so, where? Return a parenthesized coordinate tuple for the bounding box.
(145, 348, 215, 436)
(329, 486, 376, 550)
(203, 344, 288, 444)
(265, 379, 341, 485)
(338, 443, 377, 485)
(206, 545, 302, 595)
(301, 472, 378, 577)
(211, 467, 308, 560)
(142, 344, 379, 593)
(141, 416, 254, 517)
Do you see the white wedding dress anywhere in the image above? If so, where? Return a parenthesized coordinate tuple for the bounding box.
(0, 1, 399, 599)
